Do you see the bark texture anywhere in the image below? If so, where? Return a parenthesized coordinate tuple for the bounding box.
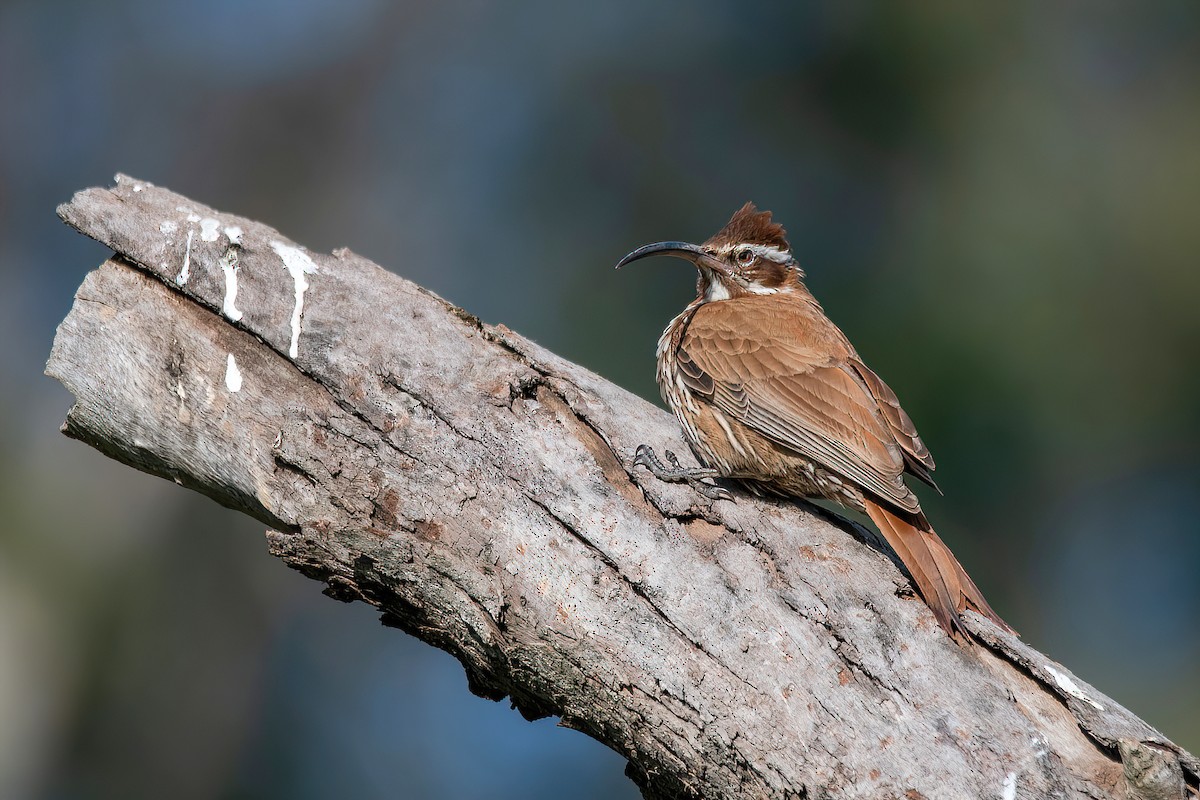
(47, 176, 1197, 800)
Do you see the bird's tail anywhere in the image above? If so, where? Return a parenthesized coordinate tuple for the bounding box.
(862, 498, 1015, 642)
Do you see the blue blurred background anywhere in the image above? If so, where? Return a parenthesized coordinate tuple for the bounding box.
(2, 2, 1198, 798)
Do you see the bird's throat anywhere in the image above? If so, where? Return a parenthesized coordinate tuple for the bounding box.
(702, 278, 732, 303)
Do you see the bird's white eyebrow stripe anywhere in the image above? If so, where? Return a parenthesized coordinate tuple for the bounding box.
(740, 243, 791, 263)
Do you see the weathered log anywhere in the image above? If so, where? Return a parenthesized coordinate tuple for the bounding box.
(46, 176, 1196, 800)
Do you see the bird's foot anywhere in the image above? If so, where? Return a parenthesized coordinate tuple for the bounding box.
(632, 445, 733, 501)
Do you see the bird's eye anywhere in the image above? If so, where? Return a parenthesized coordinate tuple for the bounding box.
(735, 248, 755, 266)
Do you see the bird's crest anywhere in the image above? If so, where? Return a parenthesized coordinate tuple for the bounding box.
(704, 203, 790, 253)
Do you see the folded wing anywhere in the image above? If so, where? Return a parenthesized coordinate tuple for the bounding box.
(677, 296, 933, 514)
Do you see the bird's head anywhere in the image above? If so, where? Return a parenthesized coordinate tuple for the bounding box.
(616, 203, 803, 302)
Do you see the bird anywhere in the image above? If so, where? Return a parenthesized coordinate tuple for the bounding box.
(616, 202, 1013, 642)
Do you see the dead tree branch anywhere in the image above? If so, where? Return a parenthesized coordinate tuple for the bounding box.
(46, 176, 1196, 800)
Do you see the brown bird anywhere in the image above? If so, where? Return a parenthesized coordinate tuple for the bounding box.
(617, 203, 1013, 642)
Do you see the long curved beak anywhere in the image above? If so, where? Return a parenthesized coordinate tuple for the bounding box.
(614, 241, 723, 271)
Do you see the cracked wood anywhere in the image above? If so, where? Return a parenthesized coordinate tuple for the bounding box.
(46, 176, 1196, 800)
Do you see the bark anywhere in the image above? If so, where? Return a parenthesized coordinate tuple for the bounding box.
(46, 175, 1196, 800)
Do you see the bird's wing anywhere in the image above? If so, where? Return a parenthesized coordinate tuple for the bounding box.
(846, 358, 937, 486)
(678, 296, 925, 513)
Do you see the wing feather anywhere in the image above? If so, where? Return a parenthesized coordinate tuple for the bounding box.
(848, 360, 937, 479)
(679, 296, 931, 513)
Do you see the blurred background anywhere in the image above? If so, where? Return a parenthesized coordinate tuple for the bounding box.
(2, 1, 1198, 798)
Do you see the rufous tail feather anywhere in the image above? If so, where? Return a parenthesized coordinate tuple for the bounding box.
(863, 498, 1015, 640)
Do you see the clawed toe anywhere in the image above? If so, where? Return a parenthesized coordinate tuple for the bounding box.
(632, 444, 732, 502)
(692, 481, 733, 502)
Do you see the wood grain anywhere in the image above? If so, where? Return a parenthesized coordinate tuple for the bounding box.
(46, 176, 1195, 800)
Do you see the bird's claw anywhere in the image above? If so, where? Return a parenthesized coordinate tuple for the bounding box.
(632, 444, 733, 502)
(692, 481, 734, 502)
